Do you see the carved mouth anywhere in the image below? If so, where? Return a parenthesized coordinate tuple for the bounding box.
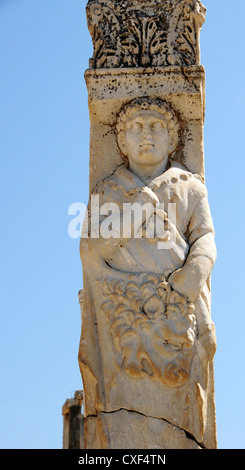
(140, 143, 154, 152)
(140, 142, 154, 148)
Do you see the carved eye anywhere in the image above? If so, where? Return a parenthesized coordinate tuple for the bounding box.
(130, 122, 142, 130)
(151, 122, 163, 130)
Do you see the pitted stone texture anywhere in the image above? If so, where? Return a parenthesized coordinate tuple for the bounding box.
(85, 66, 206, 192)
(86, 0, 206, 69)
(77, 0, 217, 451)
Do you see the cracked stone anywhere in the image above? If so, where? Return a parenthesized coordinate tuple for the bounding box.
(83, 409, 202, 449)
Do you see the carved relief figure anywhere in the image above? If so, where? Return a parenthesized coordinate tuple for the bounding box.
(79, 97, 217, 447)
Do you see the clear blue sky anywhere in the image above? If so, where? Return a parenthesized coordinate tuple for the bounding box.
(0, 0, 244, 449)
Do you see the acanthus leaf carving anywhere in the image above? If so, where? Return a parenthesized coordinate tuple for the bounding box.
(167, 0, 206, 66)
(86, 0, 206, 69)
(87, 2, 122, 68)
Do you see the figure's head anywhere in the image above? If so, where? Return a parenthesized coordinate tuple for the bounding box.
(116, 97, 179, 168)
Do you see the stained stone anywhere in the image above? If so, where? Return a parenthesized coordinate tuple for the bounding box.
(83, 410, 201, 449)
(67, 0, 217, 449)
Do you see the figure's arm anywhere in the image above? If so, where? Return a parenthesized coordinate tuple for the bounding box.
(80, 185, 159, 259)
(168, 193, 216, 303)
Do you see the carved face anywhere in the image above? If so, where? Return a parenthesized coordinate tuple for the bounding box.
(124, 110, 170, 167)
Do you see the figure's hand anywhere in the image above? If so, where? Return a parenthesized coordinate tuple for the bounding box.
(152, 208, 168, 240)
(168, 256, 214, 303)
(168, 267, 200, 302)
(133, 186, 160, 207)
(168, 269, 187, 298)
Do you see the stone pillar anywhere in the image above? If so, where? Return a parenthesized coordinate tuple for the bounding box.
(62, 391, 84, 449)
(78, 0, 217, 449)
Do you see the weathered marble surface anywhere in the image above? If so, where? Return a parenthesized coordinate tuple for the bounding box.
(85, 65, 206, 192)
(86, 0, 206, 69)
(83, 409, 202, 449)
(77, 0, 217, 449)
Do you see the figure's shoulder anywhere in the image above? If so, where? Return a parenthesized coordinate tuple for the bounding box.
(91, 165, 124, 195)
(167, 163, 207, 197)
(91, 164, 143, 197)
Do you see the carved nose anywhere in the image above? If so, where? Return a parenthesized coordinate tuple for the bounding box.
(142, 125, 153, 142)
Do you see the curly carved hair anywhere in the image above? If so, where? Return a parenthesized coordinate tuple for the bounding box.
(116, 97, 179, 160)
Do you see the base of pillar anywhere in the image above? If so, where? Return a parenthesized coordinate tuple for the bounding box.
(82, 409, 201, 449)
